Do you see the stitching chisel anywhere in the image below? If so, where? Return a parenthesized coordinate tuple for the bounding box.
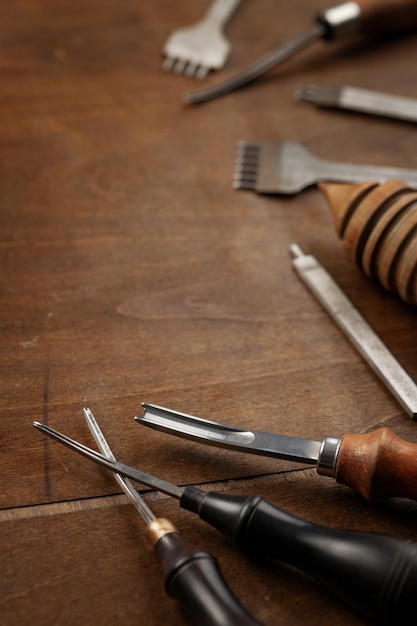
(295, 84, 417, 123)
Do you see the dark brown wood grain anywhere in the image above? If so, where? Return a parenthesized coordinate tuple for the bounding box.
(1, 1, 417, 624)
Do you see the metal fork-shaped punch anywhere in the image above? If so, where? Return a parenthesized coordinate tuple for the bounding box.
(233, 141, 417, 195)
(162, 0, 242, 80)
(33, 420, 417, 624)
(82, 408, 262, 626)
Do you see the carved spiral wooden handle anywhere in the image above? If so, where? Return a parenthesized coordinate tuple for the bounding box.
(319, 180, 417, 305)
(335, 427, 417, 501)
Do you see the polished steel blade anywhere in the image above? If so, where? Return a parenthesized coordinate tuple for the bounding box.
(33, 421, 183, 499)
(135, 404, 322, 465)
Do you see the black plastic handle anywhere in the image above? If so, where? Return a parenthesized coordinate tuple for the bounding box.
(154, 531, 263, 626)
(182, 487, 417, 625)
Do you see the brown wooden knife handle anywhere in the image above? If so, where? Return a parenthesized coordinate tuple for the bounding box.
(335, 428, 417, 502)
(356, 0, 417, 35)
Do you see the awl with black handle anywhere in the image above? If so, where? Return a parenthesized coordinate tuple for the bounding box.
(135, 403, 417, 502)
(82, 408, 262, 626)
(185, 0, 417, 103)
(33, 419, 417, 625)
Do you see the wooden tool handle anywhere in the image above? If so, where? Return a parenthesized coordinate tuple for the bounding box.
(357, 0, 417, 35)
(335, 428, 417, 501)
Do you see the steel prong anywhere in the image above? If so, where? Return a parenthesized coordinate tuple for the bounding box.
(83, 408, 155, 524)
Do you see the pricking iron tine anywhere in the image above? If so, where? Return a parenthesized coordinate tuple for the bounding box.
(234, 142, 260, 189)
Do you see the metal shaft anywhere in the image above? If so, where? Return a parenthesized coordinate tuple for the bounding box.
(184, 25, 323, 104)
(83, 408, 155, 524)
(32, 421, 184, 498)
(290, 244, 417, 419)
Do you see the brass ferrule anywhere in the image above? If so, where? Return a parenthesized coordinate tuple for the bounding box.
(145, 518, 177, 547)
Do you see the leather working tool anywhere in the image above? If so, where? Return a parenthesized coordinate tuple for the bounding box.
(295, 83, 417, 123)
(233, 141, 417, 194)
(162, 0, 242, 80)
(135, 402, 417, 502)
(33, 419, 417, 625)
(83, 408, 261, 626)
(290, 244, 417, 411)
(184, 0, 417, 104)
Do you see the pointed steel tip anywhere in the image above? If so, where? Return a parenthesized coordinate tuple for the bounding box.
(182, 91, 206, 105)
(33, 421, 43, 428)
(182, 80, 233, 104)
(289, 243, 306, 259)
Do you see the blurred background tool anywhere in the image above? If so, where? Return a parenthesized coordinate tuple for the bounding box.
(135, 401, 417, 500)
(318, 180, 417, 305)
(184, 0, 417, 103)
(162, 0, 242, 80)
(33, 420, 417, 625)
(82, 408, 262, 626)
(295, 84, 417, 123)
(290, 244, 417, 414)
(233, 141, 417, 195)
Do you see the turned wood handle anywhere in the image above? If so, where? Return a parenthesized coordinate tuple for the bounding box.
(335, 428, 417, 501)
(357, 0, 417, 34)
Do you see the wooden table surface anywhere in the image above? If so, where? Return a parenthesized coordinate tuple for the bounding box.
(2, 1, 417, 624)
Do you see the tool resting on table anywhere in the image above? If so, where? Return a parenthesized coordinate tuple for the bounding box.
(82, 408, 261, 626)
(185, 0, 417, 103)
(135, 403, 417, 502)
(162, 0, 242, 80)
(233, 141, 417, 195)
(34, 420, 417, 625)
(295, 84, 417, 124)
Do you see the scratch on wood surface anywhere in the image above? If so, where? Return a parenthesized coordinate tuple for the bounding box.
(42, 365, 52, 500)
(0, 468, 315, 522)
(0, 493, 133, 522)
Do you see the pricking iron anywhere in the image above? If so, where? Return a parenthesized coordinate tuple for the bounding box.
(233, 141, 417, 195)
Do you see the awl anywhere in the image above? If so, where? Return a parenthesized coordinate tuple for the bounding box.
(135, 402, 417, 502)
(184, 0, 417, 104)
(83, 408, 262, 626)
(33, 420, 417, 624)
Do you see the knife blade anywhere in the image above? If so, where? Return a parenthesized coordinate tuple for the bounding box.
(135, 402, 417, 502)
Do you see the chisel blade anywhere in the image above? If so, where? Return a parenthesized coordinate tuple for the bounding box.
(136, 403, 324, 466)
